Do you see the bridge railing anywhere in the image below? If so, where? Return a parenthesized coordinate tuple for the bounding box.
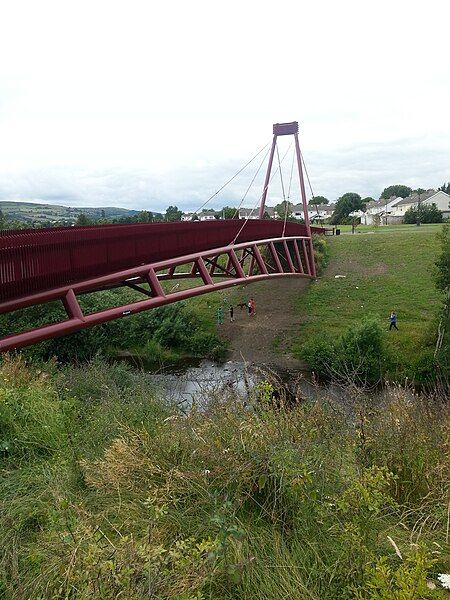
(0, 220, 323, 302)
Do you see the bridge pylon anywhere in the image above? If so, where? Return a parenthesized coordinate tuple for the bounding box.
(259, 121, 315, 277)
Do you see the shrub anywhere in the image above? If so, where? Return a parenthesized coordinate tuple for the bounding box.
(312, 234, 330, 275)
(404, 203, 443, 224)
(302, 316, 386, 383)
(0, 291, 223, 363)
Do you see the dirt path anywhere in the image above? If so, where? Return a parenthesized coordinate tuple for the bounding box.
(217, 278, 311, 369)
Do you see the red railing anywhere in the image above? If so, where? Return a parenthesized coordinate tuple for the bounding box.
(0, 220, 323, 302)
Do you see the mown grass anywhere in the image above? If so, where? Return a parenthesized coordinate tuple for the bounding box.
(1, 357, 449, 598)
(293, 225, 444, 380)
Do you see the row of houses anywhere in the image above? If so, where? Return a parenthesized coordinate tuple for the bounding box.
(180, 191, 450, 223)
(351, 190, 450, 225)
(181, 204, 332, 222)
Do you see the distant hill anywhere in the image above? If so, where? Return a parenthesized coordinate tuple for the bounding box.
(0, 201, 140, 225)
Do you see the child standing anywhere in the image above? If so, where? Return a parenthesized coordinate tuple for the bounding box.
(389, 311, 398, 330)
(229, 305, 234, 322)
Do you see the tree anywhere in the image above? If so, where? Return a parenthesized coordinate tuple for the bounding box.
(165, 206, 182, 222)
(136, 210, 153, 223)
(362, 197, 375, 204)
(413, 188, 427, 195)
(308, 196, 329, 205)
(438, 182, 450, 194)
(0, 209, 6, 229)
(380, 185, 412, 200)
(220, 206, 239, 219)
(76, 213, 90, 226)
(330, 193, 365, 224)
(274, 200, 294, 219)
(191, 213, 199, 221)
(403, 203, 443, 224)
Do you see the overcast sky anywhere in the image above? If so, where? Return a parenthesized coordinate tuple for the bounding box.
(1, 0, 449, 212)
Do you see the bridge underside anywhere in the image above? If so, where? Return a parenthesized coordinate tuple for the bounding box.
(0, 235, 314, 352)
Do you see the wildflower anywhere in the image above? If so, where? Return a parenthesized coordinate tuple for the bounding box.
(203, 469, 211, 476)
(437, 574, 450, 589)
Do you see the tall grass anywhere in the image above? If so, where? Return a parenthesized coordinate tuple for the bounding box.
(0, 357, 449, 598)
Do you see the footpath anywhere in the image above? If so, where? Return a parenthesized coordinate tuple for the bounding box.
(217, 277, 311, 369)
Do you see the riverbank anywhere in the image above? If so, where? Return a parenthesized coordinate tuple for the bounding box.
(1, 356, 448, 598)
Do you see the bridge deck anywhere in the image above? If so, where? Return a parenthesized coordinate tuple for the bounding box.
(0, 220, 321, 302)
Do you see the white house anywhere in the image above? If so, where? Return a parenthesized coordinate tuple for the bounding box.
(198, 211, 217, 221)
(355, 197, 405, 225)
(238, 208, 260, 220)
(289, 203, 334, 222)
(390, 190, 449, 220)
(424, 190, 450, 218)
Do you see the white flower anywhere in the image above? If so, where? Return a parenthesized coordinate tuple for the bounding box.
(438, 574, 450, 589)
(203, 469, 211, 475)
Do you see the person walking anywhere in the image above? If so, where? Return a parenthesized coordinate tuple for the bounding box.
(217, 306, 224, 325)
(389, 311, 398, 330)
(250, 298, 256, 316)
(247, 299, 252, 317)
(229, 305, 234, 322)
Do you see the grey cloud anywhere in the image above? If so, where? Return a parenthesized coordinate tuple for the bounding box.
(0, 137, 448, 211)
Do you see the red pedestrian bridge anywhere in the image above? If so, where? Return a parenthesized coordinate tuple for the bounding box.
(0, 121, 323, 352)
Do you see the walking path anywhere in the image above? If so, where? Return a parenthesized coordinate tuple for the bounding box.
(218, 277, 311, 369)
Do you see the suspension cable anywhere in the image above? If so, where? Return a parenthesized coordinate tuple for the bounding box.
(300, 150, 323, 227)
(231, 141, 293, 244)
(276, 142, 289, 237)
(286, 146, 295, 202)
(231, 145, 271, 219)
(192, 141, 271, 216)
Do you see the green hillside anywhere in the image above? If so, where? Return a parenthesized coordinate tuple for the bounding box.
(0, 200, 139, 225)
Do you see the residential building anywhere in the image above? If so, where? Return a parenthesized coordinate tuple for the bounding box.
(289, 203, 334, 222)
(391, 190, 449, 220)
(198, 211, 217, 221)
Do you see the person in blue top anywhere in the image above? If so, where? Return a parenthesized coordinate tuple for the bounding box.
(389, 311, 399, 330)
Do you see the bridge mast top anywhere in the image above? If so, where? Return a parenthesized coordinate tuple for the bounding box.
(258, 121, 311, 243)
(272, 121, 298, 136)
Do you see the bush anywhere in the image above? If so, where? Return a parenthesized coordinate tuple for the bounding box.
(404, 203, 443, 224)
(312, 234, 330, 275)
(0, 291, 223, 363)
(302, 316, 386, 384)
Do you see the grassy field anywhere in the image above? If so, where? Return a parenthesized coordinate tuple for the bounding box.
(1, 357, 449, 598)
(335, 223, 444, 234)
(293, 225, 444, 378)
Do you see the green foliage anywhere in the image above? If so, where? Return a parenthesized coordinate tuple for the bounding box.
(330, 192, 365, 224)
(380, 185, 412, 200)
(293, 225, 443, 381)
(0, 292, 223, 363)
(165, 205, 183, 221)
(76, 212, 90, 226)
(274, 200, 294, 219)
(438, 182, 450, 194)
(355, 548, 447, 599)
(220, 206, 239, 219)
(302, 316, 386, 383)
(363, 196, 376, 204)
(0, 358, 448, 598)
(309, 195, 329, 205)
(404, 203, 443, 224)
(434, 223, 450, 292)
(312, 234, 330, 275)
